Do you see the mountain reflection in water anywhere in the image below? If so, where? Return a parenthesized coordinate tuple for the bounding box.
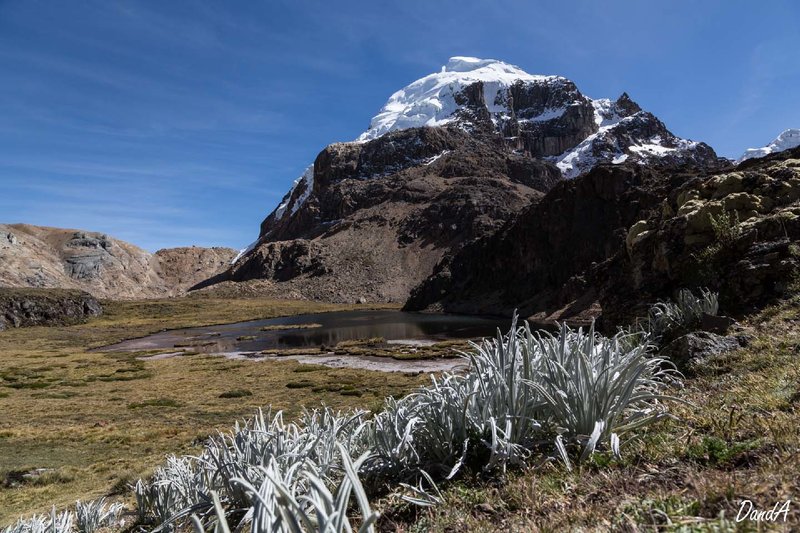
(100, 310, 513, 354)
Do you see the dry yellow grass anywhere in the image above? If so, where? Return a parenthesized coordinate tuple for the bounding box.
(0, 296, 424, 524)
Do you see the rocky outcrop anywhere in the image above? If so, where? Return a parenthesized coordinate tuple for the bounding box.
(220, 127, 558, 303)
(660, 332, 743, 375)
(259, 127, 560, 242)
(404, 163, 709, 320)
(229, 240, 329, 282)
(0, 288, 102, 330)
(154, 247, 239, 293)
(451, 76, 598, 157)
(601, 146, 800, 324)
(0, 224, 236, 299)
(406, 147, 799, 330)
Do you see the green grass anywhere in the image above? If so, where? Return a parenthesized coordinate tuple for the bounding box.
(127, 398, 181, 409)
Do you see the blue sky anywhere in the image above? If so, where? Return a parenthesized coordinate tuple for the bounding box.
(1, 1, 798, 251)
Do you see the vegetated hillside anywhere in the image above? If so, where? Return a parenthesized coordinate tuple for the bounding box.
(0, 223, 236, 299)
(406, 146, 800, 327)
(210, 57, 720, 303)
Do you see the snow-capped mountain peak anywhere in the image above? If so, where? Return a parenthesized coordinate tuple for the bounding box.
(738, 129, 800, 163)
(357, 57, 560, 142)
(266, 57, 717, 226)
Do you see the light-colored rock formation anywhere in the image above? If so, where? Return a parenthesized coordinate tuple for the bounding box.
(0, 224, 236, 299)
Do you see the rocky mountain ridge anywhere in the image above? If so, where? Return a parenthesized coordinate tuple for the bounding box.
(0, 224, 236, 299)
(262, 58, 717, 233)
(215, 57, 720, 302)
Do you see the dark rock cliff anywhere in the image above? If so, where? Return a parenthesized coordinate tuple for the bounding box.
(0, 288, 102, 330)
(406, 148, 800, 329)
(219, 127, 561, 302)
(403, 164, 706, 320)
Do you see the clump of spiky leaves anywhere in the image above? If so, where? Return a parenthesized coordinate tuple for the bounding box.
(74, 499, 123, 533)
(134, 407, 369, 531)
(362, 316, 546, 481)
(0, 509, 71, 533)
(187, 445, 377, 533)
(646, 288, 719, 341)
(2, 507, 83, 533)
(363, 316, 681, 480)
(524, 322, 681, 468)
(1, 500, 118, 533)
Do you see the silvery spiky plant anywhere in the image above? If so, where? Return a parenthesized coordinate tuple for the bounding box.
(134, 407, 370, 531)
(0, 499, 120, 533)
(2, 507, 72, 533)
(192, 444, 378, 533)
(647, 288, 719, 341)
(362, 316, 547, 482)
(73, 498, 123, 533)
(523, 322, 681, 465)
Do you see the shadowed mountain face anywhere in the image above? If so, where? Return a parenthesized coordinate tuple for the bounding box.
(0, 224, 236, 299)
(406, 147, 800, 328)
(215, 58, 720, 303)
(403, 164, 710, 320)
(221, 127, 560, 302)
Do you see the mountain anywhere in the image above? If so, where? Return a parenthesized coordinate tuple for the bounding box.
(0, 224, 236, 299)
(208, 57, 721, 303)
(738, 129, 800, 162)
(406, 146, 800, 326)
(264, 57, 716, 224)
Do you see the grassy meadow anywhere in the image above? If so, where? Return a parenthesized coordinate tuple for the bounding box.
(1, 293, 799, 530)
(0, 297, 426, 524)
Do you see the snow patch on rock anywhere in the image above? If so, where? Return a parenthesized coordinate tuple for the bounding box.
(591, 98, 625, 127)
(553, 117, 702, 179)
(231, 238, 259, 265)
(423, 150, 451, 166)
(274, 165, 314, 221)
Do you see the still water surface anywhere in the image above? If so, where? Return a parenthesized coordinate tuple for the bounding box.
(101, 309, 513, 354)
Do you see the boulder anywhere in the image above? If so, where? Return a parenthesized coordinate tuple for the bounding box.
(660, 331, 742, 374)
